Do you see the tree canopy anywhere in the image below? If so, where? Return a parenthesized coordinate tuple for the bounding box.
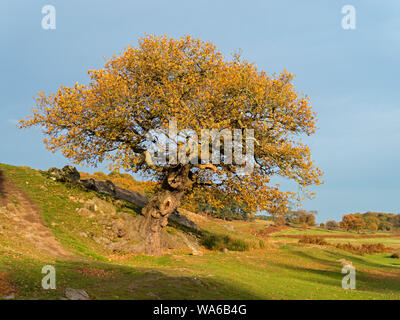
(20, 35, 321, 213)
(20, 35, 322, 254)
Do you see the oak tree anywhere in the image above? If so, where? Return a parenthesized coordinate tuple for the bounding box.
(339, 214, 366, 233)
(326, 220, 338, 230)
(20, 35, 322, 255)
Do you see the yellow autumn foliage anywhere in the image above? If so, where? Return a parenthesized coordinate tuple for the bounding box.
(19, 34, 322, 215)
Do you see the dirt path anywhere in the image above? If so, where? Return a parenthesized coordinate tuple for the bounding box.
(0, 170, 71, 258)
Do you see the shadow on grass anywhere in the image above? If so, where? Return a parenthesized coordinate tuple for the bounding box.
(293, 246, 400, 272)
(272, 249, 400, 296)
(168, 219, 265, 252)
(4, 257, 264, 300)
(268, 259, 400, 297)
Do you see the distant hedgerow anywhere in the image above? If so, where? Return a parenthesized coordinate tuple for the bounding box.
(298, 235, 327, 246)
(334, 242, 392, 255)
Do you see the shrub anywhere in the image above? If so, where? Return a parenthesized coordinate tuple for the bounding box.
(286, 209, 317, 226)
(339, 214, 366, 232)
(326, 220, 338, 230)
(334, 242, 392, 255)
(201, 233, 266, 251)
(274, 215, 286, 226)
(298, 235, 327, 245)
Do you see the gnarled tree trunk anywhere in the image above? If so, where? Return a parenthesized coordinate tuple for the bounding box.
(140, 165, 193, 255)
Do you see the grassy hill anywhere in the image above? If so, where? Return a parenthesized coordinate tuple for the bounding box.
(1, 163, 400, 300)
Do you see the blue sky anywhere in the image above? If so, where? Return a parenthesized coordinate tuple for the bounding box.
(1, 0, 399, 222)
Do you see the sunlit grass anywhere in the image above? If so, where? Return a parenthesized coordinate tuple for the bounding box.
(1, 163, 400, 300)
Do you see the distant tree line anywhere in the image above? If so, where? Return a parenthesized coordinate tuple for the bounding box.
(337, 212, 400, 233)
(284, 209, 317, 227)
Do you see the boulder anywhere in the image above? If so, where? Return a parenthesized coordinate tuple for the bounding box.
(79, 178, 96, 190)
(111, 220, 127, 238)
(76, 207, 94, 217)
(114, 186, 148, 207)
(64, 288, 90, 300)
(80, 179, 116, 196)
(169, 211, 199, 231)
(48, 166, 200, 241)
(48, 166, 80, 184)
(93, 180, 116, 196)
(83, 198, 116, 215)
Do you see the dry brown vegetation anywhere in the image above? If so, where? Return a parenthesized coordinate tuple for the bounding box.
(297, 235, 394, 256)
(0, 272, 15, 296)
(298, 235, 328, 245)
(258, 224, 288, 237)
(334, 242, 393, 255)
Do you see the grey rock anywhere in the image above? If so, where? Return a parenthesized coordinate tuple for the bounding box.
(112, 220, 127, 238)
(80, 179, 116, 196)
(48, 166, 80, 184)
(169, 211, 199, 231)
(114, 186, 148, 207)
(76, 208, 93, 217)
(80, 178, 96, 190)
(83, 198, 116, 215)
(93, 180, 116, 196)
(64, 288, 90, 300)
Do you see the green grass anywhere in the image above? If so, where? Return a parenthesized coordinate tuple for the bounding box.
(274, 226, 350, 236)
(0, 163, 142, 260)
(200, 232, 265, 251)
(328, 237, 400, 246)
(1, 163, 400, 300)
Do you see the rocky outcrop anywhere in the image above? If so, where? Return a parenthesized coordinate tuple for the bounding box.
(77, 197, 116, 217)
(76, 197, 200, 254)
(47, 166, 147, 207)
(48, 166, 80, 184)
(64, 288, 90, 300)
(47, 166, 199, 231)
(169, 210, 199, 231)
(80, 177, 148, 208)
(115, 186, 148, 208)
(80, 179, 116, 195)
(48, 166, 198, 238)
